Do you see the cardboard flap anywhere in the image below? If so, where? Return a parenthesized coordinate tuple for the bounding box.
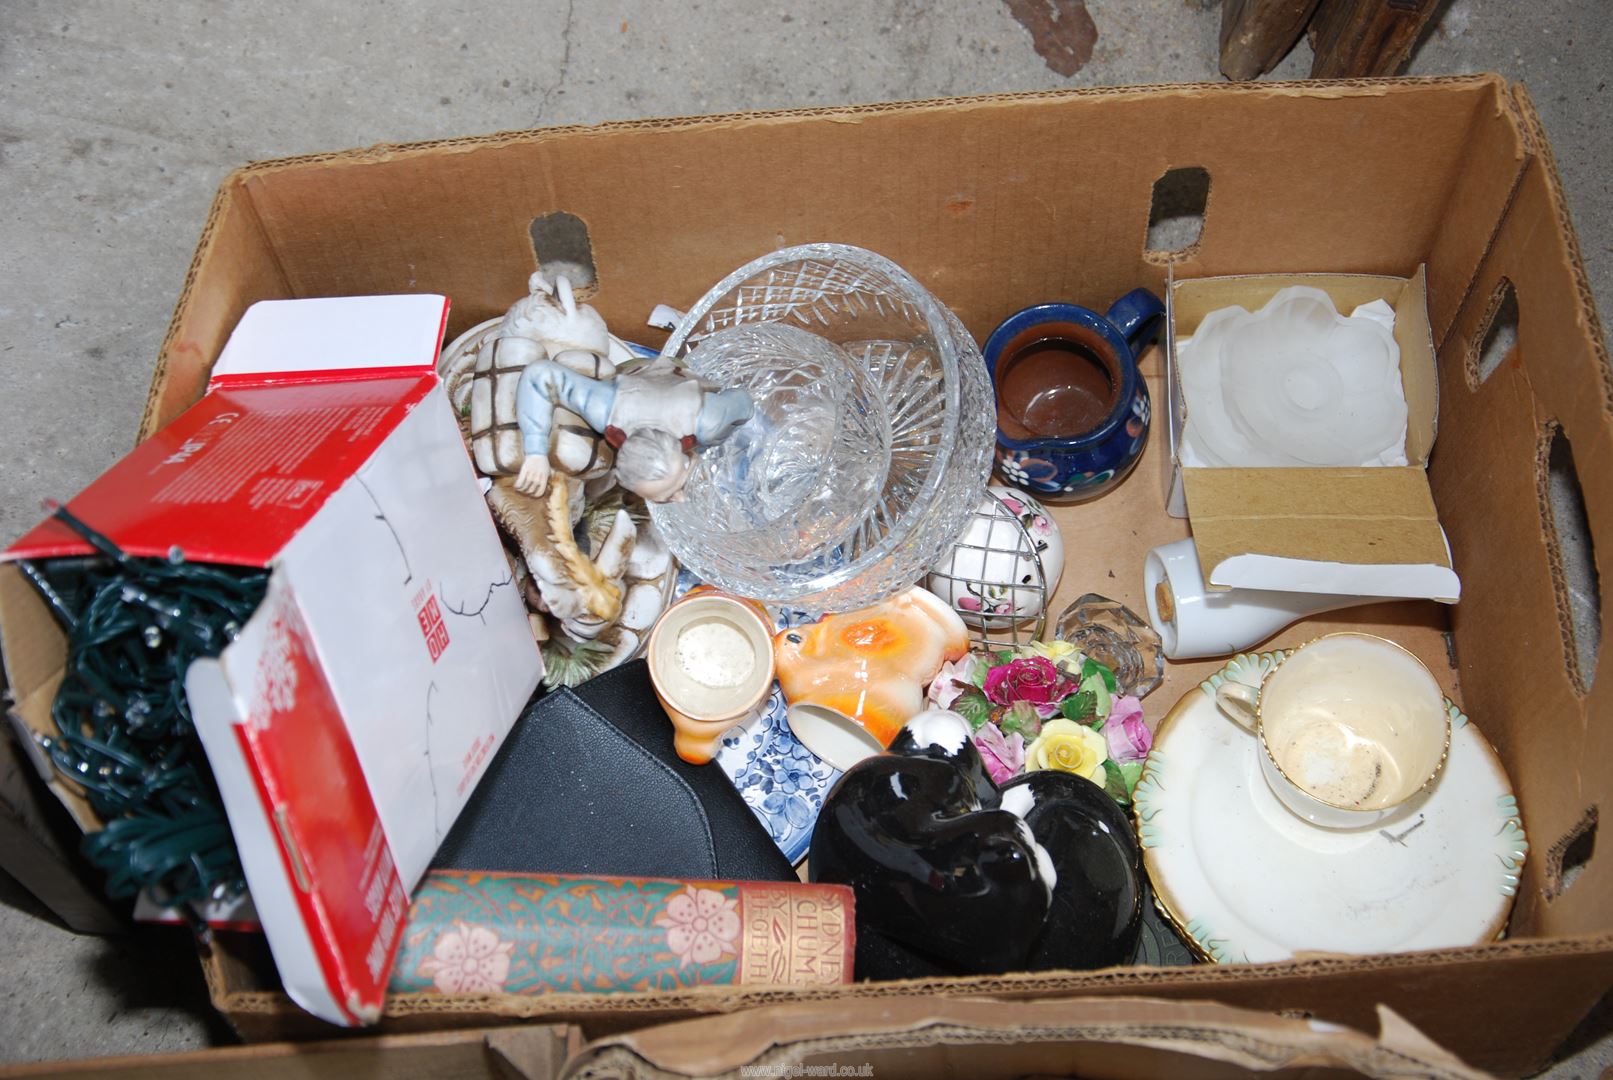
(1184, 466, 1460, 601)
(4, 294, 454, 568)
(562, 996, 1490, 1080)
(1395, 267, 1437, 464)
(2, 375, 438, 567)
(209, 295, 450, 387)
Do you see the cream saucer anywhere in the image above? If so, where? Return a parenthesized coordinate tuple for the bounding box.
(1133, 651, 1527, 963)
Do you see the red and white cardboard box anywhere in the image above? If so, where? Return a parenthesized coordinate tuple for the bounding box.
(4, 294, 543, 1026)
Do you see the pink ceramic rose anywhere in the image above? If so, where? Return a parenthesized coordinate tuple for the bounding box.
(927, 654, 986, 709)
(973, 722, 1026, 785)
(983, 656, 1077, 718)
(1103, 695, 1151, 763)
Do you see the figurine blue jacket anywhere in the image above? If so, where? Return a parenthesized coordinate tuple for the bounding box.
(514, 360, 753, 502)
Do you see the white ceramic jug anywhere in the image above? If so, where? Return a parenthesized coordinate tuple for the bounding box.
(1142, 537, 1389, 660)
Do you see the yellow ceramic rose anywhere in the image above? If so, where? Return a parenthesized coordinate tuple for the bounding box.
(1024, 718, 1108, 783)
(1026, 639, 1078, 665)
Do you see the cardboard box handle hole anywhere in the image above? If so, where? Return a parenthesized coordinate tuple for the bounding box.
(1468, 276, 1520, 387)
(530, 211, 598, 293)
(1546, 804, 1598, 900)
(1144, 166, 1209, 261)
(1537, 421, 1602, 695)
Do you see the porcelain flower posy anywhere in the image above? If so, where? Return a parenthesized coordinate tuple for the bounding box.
(927, 654, 988, 709)
(1025, 639, 1079, 665)
(924, 640, 1152, 803)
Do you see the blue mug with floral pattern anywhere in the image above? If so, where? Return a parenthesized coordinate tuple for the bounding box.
(983, 289, 1165, 501)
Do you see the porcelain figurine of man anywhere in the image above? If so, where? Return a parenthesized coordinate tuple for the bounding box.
(515, 362, 753, 503)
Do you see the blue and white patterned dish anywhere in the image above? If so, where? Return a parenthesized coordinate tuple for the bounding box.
(714, 684, 840, 864)
(673, 570, 840, 863)
(1133, 651, 1526, 963)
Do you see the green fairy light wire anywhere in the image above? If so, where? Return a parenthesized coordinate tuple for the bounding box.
(18, 507, 265, 912)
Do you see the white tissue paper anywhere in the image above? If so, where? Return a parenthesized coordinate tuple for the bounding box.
(1179, 287, 1408, 469)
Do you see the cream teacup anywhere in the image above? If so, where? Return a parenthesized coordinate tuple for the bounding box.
(1214, 633, 1450, 829)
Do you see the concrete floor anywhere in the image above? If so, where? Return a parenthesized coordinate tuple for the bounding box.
(1, 0, 1610, 1072)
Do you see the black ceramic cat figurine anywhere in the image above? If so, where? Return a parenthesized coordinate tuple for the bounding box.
(808, 709, 1142, 980)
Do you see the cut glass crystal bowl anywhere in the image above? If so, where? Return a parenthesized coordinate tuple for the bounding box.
(653, 244, 994, 612)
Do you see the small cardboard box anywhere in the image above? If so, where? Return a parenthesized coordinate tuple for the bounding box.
(3, 75, 1611, 1078)
(0, 295, 544, 1027)
(1163, 269, 1461, 602)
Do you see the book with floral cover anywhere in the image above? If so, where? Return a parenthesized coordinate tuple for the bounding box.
(390, 871, 854, 995)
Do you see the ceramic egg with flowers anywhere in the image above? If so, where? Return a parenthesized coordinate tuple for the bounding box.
(925, 485, 1064, 625)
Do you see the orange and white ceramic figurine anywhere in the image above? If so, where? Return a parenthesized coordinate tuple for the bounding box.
(648, 587, 777, 765)
(775, 587, 971, 770)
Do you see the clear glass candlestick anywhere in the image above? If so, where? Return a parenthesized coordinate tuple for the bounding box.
(1052, 593, 1165, 699)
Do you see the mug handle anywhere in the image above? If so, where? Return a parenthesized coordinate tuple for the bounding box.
(1214, 682, 1261, 733)
(1105, 288, 1166, 357)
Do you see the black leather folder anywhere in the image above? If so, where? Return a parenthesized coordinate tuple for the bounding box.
(432, 659, 796, 882)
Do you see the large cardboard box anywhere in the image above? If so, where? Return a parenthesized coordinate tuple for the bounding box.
(4, 75, 1610, 1077)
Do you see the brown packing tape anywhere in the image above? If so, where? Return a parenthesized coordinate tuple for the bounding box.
(566, 997, 1489, 1080)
